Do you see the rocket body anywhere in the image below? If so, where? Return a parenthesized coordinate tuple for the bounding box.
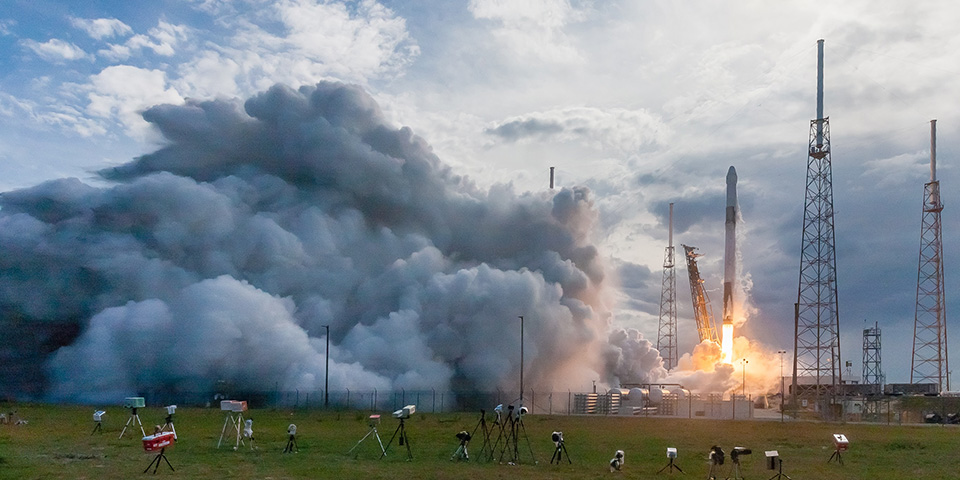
(721, 166, 737, 363)
(723, 166, 737, 320)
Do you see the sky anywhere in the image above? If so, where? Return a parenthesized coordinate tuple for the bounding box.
(1, 0, 959, 390)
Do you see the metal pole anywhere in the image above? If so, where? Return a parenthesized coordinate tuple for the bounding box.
(816, 39, 824, 145)
(741, 358, 749, 397)
(792, 303, 799, 417)
(777, 350, 786, 422)
(519, 315, 524, 406)
(323, 325, 330, 408)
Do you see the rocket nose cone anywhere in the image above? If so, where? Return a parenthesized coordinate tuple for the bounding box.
(726, 166, 737, 185)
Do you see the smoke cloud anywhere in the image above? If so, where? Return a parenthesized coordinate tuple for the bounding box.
(0, 81, 666, 402)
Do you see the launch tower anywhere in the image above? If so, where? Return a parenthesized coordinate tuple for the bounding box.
(793, 39, 842, 408)
(683, 245, 721, 345)
(657, 203, 679, 370)
(911, 120, 949, 392)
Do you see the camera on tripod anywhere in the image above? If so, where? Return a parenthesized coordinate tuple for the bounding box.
(731, 446, 752, 462)
(709, 445, 725, 465)
(551, 431, 563, 446)
(456, 430, 472, 443)
(393, 405, 416, 419)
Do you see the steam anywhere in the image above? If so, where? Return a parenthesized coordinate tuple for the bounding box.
(0, 82, 666, 402)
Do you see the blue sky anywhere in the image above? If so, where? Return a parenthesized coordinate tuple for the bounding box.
(2, 0, 960, 388)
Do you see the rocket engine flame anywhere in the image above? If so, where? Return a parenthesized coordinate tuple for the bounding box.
(721, 320, 734, 364)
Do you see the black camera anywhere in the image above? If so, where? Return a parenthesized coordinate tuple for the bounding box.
(731, 447, 752, 461)
(709, 446, 725, 465)
(456, 430, 472, 443)
(551, 431, 563, 445)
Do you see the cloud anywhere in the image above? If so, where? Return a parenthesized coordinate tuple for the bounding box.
(98, 20, 188, 61)
(0, 81, 666, 401)
(20, 38, 90, 62)
(0, 19, 15, 36)
(485, 107, 668, 154)
(70, 17, 133, 40)
(468, 0, 582, 62)
(85, 65, 184, 136)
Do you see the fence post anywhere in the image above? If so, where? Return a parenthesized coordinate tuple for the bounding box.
(346, 389, 350, 410)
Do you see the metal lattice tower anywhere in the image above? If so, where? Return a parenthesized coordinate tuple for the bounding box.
(862, 322, 883, 419)
(682, 245, 721, 345)
(911, 120, 949, 392)
(862, 322, 882, 393)
(657, 203, 678, 370)
(793, 39, 842, 407)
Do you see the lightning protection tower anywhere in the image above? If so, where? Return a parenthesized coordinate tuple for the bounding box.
(911, 120, 949, 392)
(793, 39, 842, 411)
(657, 203, 678, 370)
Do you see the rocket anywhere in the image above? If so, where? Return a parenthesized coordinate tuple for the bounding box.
(721, 166, 737, 363)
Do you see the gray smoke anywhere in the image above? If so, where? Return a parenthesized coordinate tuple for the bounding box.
(0, 82, 664, 403)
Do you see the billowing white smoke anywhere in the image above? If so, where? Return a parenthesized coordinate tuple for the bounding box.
(0, 82, 664, 402)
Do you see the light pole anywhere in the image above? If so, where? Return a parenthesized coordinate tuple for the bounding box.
(322, 325, 330, 408)
(777, 350, 786, 422)
(518, 315, 524, 407)
(740, 358, 749, 397)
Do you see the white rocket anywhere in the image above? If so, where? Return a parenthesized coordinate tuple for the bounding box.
(721, 166, 737, 363)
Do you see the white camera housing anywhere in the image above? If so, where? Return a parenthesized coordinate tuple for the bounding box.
(220, 400, 248, 412)
(93, 410, 106, 422)
(288, 424, 297, 435)
(165, 405, 177, 415)
(124, 397, 145, 408)
(393, 404, 416, 419)
(667, 447, 677, 459)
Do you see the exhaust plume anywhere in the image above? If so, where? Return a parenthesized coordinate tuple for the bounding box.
(0, 82, 665, 402)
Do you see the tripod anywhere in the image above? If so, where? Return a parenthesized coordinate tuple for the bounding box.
(348, 422, 385, 457)
(91, 421, 103, 435)
(828, 448, 844, 466)
(727, 457, 745, 480)
(768, 458, 792, 480)
(658, 457, 683, 473)
(119, 408, 145, 439)
(451, 436, 470, 461)
(284, 433, 298, 453)
(143, 447, 174, 474)
(381, 417, 412, 460)
(160, 413, 177, 440)
(487, 410, 508, 462)
(707, 460, 722, 480)
(217, 411, 243, 449)
(471, 410, 493, 460)
(497, 410, 536, 465)
(550, 440, 571, 464)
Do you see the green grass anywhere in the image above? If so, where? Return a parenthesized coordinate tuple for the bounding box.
(1, 403, 958, 479)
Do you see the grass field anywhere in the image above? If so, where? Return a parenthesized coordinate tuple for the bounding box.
(1, 403, 958, 479)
